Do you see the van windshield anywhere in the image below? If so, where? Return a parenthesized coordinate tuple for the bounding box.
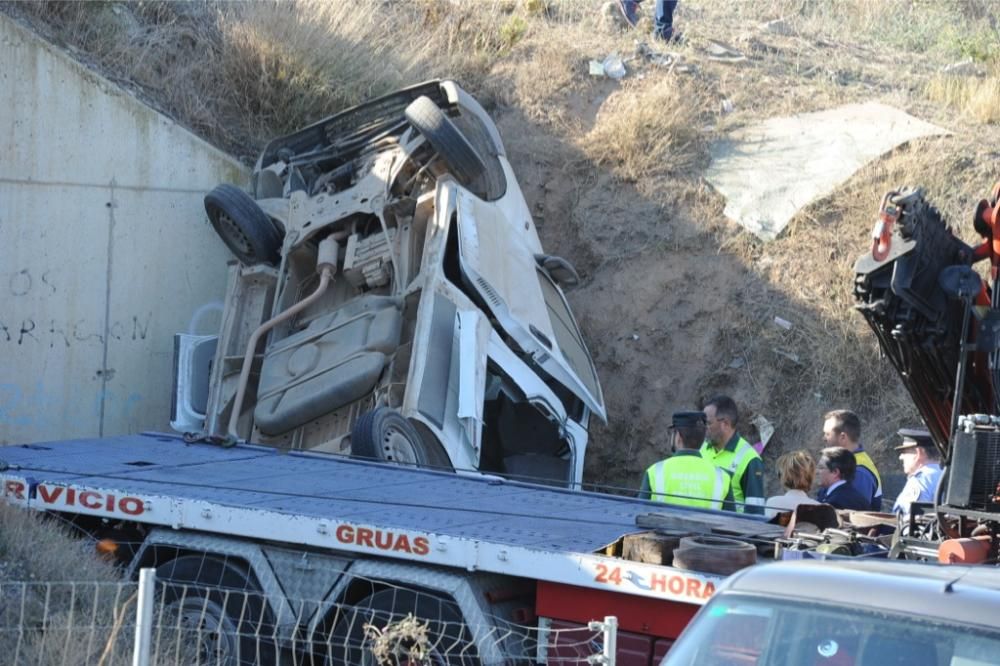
(663, 595, 1000, 666)
(536, 268, 602, 406)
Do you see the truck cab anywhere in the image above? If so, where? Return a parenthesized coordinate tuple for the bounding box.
(171, 80, 604, 487)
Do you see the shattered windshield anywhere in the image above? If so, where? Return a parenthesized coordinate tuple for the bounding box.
(664, 595, 1000, 666)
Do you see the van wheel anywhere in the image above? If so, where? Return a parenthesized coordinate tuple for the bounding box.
(326, 589, 478, 666)
(351, 407, 434, 467)
(154, 555, 275, 666)
(204, 184, 282, 266)
(405, 97, 486, 188)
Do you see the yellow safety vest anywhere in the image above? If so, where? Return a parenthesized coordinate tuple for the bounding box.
(645, 453, 730, 509)
(855, 450, 882, 493)
(700, 436, 759, 513)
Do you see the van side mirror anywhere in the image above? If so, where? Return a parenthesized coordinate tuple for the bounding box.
(535, 254, 580, 289)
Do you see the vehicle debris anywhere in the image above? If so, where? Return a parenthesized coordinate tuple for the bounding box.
(751, 413, 775, 451)
(589, 53, 627, 79)
(759, 18, 793, 36)
(705, 102, 949, 240)
(703, 39, 747, 63)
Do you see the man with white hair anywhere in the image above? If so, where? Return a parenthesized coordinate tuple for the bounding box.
(892, 428, 943, 518)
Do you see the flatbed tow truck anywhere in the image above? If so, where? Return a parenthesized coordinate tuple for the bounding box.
(0, 432, 785, 665)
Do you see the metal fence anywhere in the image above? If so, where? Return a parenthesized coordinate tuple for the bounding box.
(0, 571, 618, 665)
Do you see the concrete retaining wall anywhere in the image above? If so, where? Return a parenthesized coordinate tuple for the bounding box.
(0, 15, 247, 444)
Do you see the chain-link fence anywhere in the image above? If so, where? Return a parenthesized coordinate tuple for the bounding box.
(0, 571, 618, 665)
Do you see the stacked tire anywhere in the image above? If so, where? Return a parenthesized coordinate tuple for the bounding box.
(672, 536, 757, 576)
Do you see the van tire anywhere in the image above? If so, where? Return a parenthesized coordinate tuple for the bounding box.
(352, 407, 433, 468)
(326, 588, 478, 665)
(204, 184, 282, 266)
(672, 535, 757, 576)
(405, 96, 486, 187)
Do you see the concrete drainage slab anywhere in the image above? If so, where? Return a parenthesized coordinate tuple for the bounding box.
(705, 102, 949, 241)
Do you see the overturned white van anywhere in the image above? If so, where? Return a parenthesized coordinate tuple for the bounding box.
(172, 80, 605, 487)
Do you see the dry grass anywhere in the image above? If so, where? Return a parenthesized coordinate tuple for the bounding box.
(0, 502, 121, 583)
(706, 0, 1000, 61)
(0, 504, 204, 665)
(5, 0, 594, 153)
(488, 19, 626, 128)
(364, 613, 432, 665)
(583, 76, 711, 181)
(927, 68, 1000, 124)
(0, 503, 124, 664)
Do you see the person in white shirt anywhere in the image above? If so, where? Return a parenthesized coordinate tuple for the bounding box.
(892, 428, 943, 518)
(765, 450, 821, 519)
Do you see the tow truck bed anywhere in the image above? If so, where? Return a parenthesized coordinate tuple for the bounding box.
(0, 433, 754, 605)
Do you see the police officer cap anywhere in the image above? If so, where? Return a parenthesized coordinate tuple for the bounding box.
(671, 411, 707, 429)
(894, 428, 933, 451)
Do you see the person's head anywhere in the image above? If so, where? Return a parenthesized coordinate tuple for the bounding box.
(817, 446, 856, 488)
(670, 411, 707, 451)
(703, 395, 738, 447)
(895, 428, 939, 476)
(822, 409, 861, 451)
(777, 450, 816, 493)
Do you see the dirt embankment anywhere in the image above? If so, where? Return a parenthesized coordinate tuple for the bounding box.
(7, 0, 1000, 495)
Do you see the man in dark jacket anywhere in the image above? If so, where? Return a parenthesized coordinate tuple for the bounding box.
(816, 447, 870, 510)
(822, 409, 882, 510)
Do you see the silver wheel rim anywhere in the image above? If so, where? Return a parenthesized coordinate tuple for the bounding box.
(381, 425, 419, 465)
(217, 211, 254, 258)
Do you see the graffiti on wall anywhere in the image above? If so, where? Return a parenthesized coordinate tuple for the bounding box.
(4, 267, 154, 347)
(2, 252, 221, 440)
(6, 268, 57, 297)
(0, 314, 153, 347)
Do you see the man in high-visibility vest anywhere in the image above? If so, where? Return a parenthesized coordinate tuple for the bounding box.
(701, 395, 766, 514)
(822, 409, 883, 511)
(639, 411, 732, 509)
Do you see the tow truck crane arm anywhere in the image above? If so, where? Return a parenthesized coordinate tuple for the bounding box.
(854, 182, 1000, 559)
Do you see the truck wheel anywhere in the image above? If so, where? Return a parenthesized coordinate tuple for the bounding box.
(672, 536, 757, 576)
(155, 555, 275, 666)
(204, 184, 282, 266)
(405, 97, 486, 188)
(326, 589, 478, 665)
(351, 407, 439, 468)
